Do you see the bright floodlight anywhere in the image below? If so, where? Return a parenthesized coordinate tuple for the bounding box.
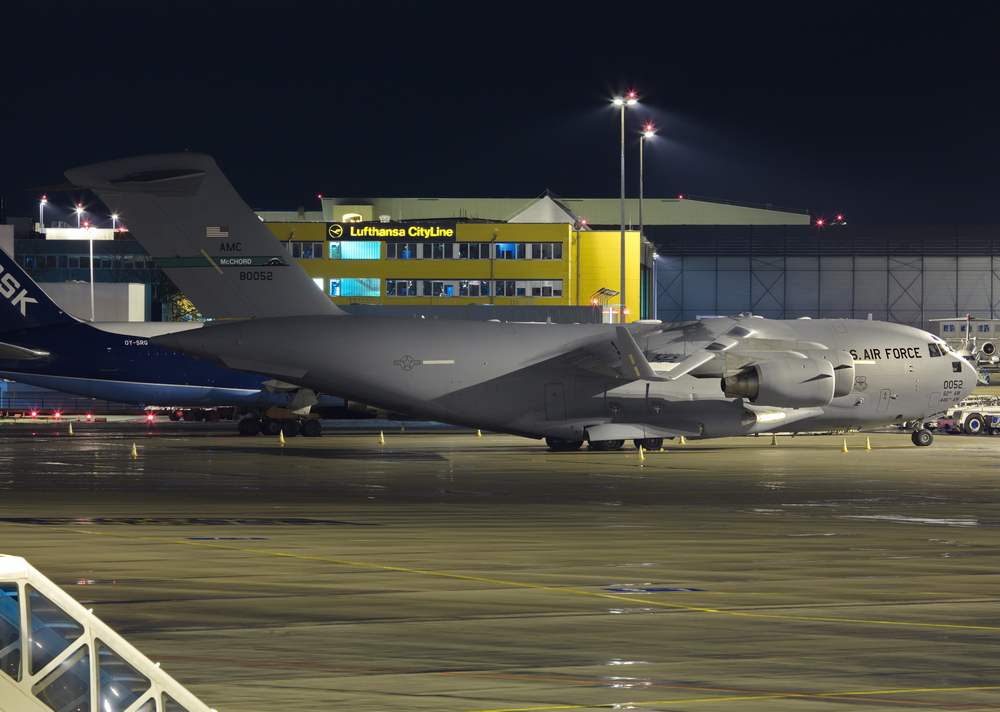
(613, 98, 624, 106)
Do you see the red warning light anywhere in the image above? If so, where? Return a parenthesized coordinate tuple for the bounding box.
(627, 90, 637, 99)
(52, 412, 62, 420)
(30, 411, 38, 419)
(678, 195, 684, 200)
(146, 412, 156, 422)
(86, 413, 92, 422)
(816, 218, 825, 226)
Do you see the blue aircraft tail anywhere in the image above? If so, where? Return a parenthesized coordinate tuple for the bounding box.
(0, 248, 78, 332)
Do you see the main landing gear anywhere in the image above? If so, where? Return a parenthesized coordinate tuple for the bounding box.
(911, 428, 934, 446)
(237, 414, 323, 437)
(544, 437, 667, 452)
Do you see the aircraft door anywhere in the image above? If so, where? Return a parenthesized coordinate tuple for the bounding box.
(877, 388, 891, 413)
(545, 383, 566, 420)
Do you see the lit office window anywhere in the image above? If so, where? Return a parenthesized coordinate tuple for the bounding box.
(340, 241, 381, 259)
(943, 324, 954, 332)
(340, 278, 380, 297)
(459, 280, 489, 297)
(387, 279, 417, 296)
(979, 324, 991, 332)
(289, 241, 325, 259)
(386, 242, 419, 259)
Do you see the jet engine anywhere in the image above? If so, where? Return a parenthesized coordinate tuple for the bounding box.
(721, 357, 838, 408)
(803, 349, 855, 398)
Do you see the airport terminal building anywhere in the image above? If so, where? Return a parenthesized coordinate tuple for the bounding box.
(12, 194, 1000, 331)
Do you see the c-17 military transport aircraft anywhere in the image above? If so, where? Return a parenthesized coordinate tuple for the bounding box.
(67, 153, 976, 448)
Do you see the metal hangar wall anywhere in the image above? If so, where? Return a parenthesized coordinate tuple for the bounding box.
(651, 224, 1000, 329)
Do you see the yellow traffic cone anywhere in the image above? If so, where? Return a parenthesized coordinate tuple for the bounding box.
(476, 429, 482, 436)
(841, 438, 849, 453)
(638, 445, 645, 460)
(68, 423, 73, 435)
(865, 436, 872, 450)
(771, 433, 778, 446)
(130, 443, 138, 458)
(379, 430, 385, 444)
(279, 429, 285, 445)
(678, 436, 687, 445)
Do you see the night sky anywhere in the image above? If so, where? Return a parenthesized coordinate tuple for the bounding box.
(4, 2, 999, 227)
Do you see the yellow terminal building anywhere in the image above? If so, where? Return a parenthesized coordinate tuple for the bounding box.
(265, 197, 650, 321)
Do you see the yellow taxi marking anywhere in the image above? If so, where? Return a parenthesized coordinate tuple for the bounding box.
(6, 520, 1000, 632)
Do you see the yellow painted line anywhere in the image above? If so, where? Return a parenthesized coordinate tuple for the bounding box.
(5, 521, 1000, 632)
(465, 686, 1000, 711)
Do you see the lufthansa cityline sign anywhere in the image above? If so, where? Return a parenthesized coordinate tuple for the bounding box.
(327, 222, 457, 242)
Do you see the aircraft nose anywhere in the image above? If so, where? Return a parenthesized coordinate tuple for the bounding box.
(960, 357, 978, 398)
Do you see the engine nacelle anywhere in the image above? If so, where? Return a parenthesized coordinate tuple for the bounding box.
(803, 349, 855, 398)
(346, 400, 393, 418)
(721, 357, 837, 407)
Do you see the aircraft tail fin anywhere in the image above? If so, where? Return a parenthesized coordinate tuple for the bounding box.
(66, 153, 347, 320)
(0, 247, 78, 331)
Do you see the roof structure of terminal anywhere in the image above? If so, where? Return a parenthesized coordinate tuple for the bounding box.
(255, 193, 811, 226)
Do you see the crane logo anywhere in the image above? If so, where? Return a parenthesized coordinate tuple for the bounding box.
(0, 265, 37, 317)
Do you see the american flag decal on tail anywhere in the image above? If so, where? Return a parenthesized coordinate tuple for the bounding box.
(206, 226, 229, 238)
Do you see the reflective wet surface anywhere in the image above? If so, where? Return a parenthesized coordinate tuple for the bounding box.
(2, 421, 1000, 710)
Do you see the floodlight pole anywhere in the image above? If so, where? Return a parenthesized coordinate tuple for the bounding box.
(619, 103, 626, 324)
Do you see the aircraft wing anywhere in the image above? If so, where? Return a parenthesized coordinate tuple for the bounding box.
(521, 318, 739, 381)
(0, 342, 49, 360)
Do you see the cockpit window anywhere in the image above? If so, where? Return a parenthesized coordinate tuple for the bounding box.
(928, 343, 943, 357)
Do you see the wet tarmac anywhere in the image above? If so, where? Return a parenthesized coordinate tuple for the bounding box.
(2, 421, 1000, 711)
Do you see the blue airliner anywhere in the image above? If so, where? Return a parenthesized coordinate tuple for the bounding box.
(0, 248, 334, 435)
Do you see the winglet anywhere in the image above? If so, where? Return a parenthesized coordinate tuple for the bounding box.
(614, 326, 669, 381)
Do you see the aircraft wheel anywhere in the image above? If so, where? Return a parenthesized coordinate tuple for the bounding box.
(545, 436, 583, 451)
(963, 412, 985, 435)
(911, 428, 933, 446)
(591, 439, 625, 451)
(300, 419, 322, 437)
(238, 418, 261, 436)
(261, 418, 282, 436)
(206, 410, 220, 422)
(634, 438, 664, 450)
(280, 419, 301, 437)
(168, 411, 181, 422)
(182, 410, 196, 422)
